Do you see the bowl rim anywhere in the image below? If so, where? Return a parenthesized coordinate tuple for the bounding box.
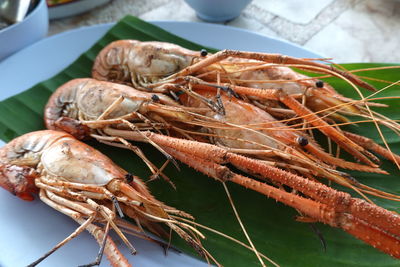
(47, 0, 84, 8)
(0, 0, 46, 34)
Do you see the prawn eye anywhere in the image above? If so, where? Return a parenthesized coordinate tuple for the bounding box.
(125, 173, 134, 183)
(151, 94, 160, 102)
(296, 136, 309, 147)
(200, 49, 208, 57)
(315, 80, 324, 88)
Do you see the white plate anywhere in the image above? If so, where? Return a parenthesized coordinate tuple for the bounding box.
(0, 21, 321, 267)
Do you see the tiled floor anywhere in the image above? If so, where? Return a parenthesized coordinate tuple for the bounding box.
(49, 0, 400, 63)
(252, 0, 335, 24)
(305, 0, 400, 62)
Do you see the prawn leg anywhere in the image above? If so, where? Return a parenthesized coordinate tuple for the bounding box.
(187, 80, 380, 167)
(343, 131, 400, 165)
(93, 134, 176, 187)
(169, 49, 376, 91)
(106, 130, 400, 233)
(124, 132, 400, 230)
(55, 116, 174, 185)
(36, 181, 138, 255)
(36, 189, 132, 267)
(78, 221, 111, 267)
(27, 192, 96, 267)
(278, 93, 379, 166)
(160, 146, 400, 258)
(78, 219, 132, 267)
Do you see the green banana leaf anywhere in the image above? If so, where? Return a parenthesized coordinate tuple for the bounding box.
(0, 15, 399, 266)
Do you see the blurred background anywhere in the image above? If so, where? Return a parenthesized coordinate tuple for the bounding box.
(1, 0, 400, 62)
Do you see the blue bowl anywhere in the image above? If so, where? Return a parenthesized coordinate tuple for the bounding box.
(184, 0, 252, 22)
(0, 0, 49, 61)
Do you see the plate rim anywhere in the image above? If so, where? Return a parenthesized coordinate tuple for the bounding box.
(0, 19, 326, 267)
(1, 20, 323, 66)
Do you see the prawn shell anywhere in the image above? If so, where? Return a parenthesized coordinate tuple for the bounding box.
(41, 137, 124, 186)
(45, 78, 177, 131)
(76, 79, 144, 120)
(92, 40, 198, 82)
(180, 91, 296, 150)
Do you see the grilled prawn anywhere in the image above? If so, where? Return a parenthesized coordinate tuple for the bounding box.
(0, 130, 208, 267)
(44, 78, 398, 193)
(44, 78, 400, 259)
(92, 40, 400, 168)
